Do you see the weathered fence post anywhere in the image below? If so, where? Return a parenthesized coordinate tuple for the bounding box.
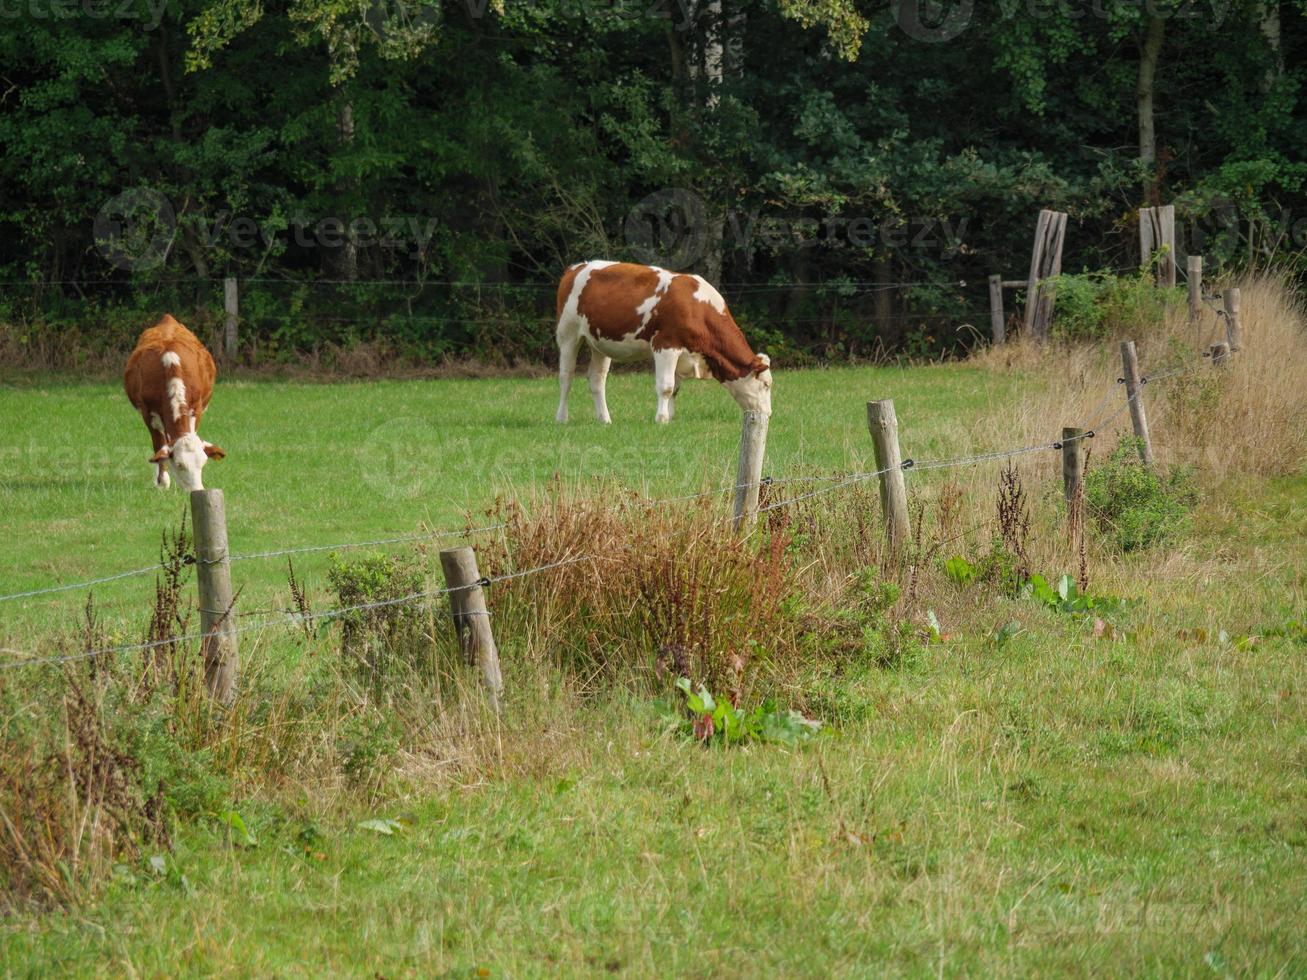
(1023, 209, 1068, 343)
(1209, 341, 1231, 369)
(1187, 255, 1203, 322)
(223, 277, 239, 359)
(1061, 427, 1086, 505)
(866, 400, 910, 563)
(439, 546, 503, 713)
(190, 489, 238, 704)
(1139, 205, 1177, 287)
(1223, 287, 1243, 351)
(732, 410, 769, 531)
(988, 274, 1005, 345)
(1119, 341, 1155, 468)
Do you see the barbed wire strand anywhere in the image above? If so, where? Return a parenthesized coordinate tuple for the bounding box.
(1, 350, 1223, 605)
(0, 523, 509, 604)
(0, 555, 594, 672)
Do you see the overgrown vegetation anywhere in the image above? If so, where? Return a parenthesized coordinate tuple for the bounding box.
(1048, 272, 1177, 341)
(2, 276, 1305, 971)
(1085, 437, 1198, 551)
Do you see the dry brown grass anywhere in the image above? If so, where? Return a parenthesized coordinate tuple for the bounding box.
(969, 273, 1307, 482)
(475, 486, 810, 700)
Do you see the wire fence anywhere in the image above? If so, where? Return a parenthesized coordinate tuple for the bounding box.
(0, 356, 1205, 605)
(0, 347, 1220, 670)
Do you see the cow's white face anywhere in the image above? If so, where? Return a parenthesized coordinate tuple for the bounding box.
(724, 354, 773, 416)
(151, 432, 225, 491)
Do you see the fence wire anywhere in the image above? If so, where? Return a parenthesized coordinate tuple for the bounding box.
(1, 349, 1225, 612)
(0, 555, 594, 672)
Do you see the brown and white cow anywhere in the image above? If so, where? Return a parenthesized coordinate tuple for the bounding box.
(555, 260, 772, 424)
(124, 315, 226, 490)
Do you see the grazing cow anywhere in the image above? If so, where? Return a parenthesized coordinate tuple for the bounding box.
(555, 260, 773, 424)
(124, 315, 226, 490)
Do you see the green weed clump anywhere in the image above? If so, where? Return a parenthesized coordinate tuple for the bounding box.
(1085, 437, 1197, 551)
(327, 552, 430, 693)
(1049, 270, 1176, 341)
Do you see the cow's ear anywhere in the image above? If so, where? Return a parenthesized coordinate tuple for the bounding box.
(752, 353, 771, 375)
(204, 443, 227, 460)
(149, 447, 170, 463)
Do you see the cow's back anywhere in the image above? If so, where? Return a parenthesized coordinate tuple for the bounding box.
(124, 315, 216, 417)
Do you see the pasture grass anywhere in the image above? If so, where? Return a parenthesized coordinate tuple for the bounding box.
(2, 286, 1306, 975)
(0, 361, 1037, 641)
(1, 468, 1304, 976)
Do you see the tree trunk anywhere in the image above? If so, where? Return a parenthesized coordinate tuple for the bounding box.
(874, 254, 894, 351)
(1136, 15, 1165, 205)
(1258, 0, 1281, 91)
(329, 94, 359, 281)
(699, 0, 724, 280)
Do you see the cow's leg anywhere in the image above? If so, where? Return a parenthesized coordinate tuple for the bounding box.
(653, 349, 680, 423)
(555, 324, 581, 424)
(588, 351, 612, 424)
(146, 414, 170, 489)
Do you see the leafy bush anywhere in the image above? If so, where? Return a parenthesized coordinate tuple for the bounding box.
(672, 678, 822, 746)
(326, 552, 430, 693)
(1049, 271, 1176, 341)
(1085, 437, 1197, 551)
(1022, 573, 1131, 618)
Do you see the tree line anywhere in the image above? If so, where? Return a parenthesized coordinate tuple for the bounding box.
(1, 0, 1302, 356)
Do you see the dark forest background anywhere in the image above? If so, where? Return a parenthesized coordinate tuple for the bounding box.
(2, 0, 1304, 363)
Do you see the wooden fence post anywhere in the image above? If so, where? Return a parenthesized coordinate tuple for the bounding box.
(1061, 427, 1086, 505)
(1187, 255, 1202, 322)
(191, 489, 238, 704)
(1139, 205, 1177, 287)
(1223, 287, 1243, 351)
(866, 399, 910, 563)
(988, 274, 1005, 345)
(223, 277, 239, 359)
(1209, 341, 1230, 368)
(732, 410, 769, 531)
(1119, 341, 1155, 468)
(439, 546, 503, 712)
(1023, 209, 1068, 343)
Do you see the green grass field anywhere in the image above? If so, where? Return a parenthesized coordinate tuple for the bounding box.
(0, 364, 1027, 640)
(2, 364, 1305, 977)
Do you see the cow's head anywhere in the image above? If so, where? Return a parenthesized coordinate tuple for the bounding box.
(150, 432, 226, 491)
(724, 353, 773, 416)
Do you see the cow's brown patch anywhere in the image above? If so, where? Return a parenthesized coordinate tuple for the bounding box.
(575, 263, 663, 341)
(124, 314, 219, 452)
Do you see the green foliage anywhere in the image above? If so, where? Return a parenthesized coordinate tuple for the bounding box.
(338, 711, 400, 792)
(8, 0, 1305, 363)
(326, 552, 429, 692)
(942, 555, 979, 585)
(829, 568, 917, 669)
(673, 678, 822, 747)
(1085, 438, 1198, 551)
(1021, 573, 1130, 618)
(1049, 271, 1177, 341)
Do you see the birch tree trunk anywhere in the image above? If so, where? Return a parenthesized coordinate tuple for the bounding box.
(1136, 15, 1165, 205)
